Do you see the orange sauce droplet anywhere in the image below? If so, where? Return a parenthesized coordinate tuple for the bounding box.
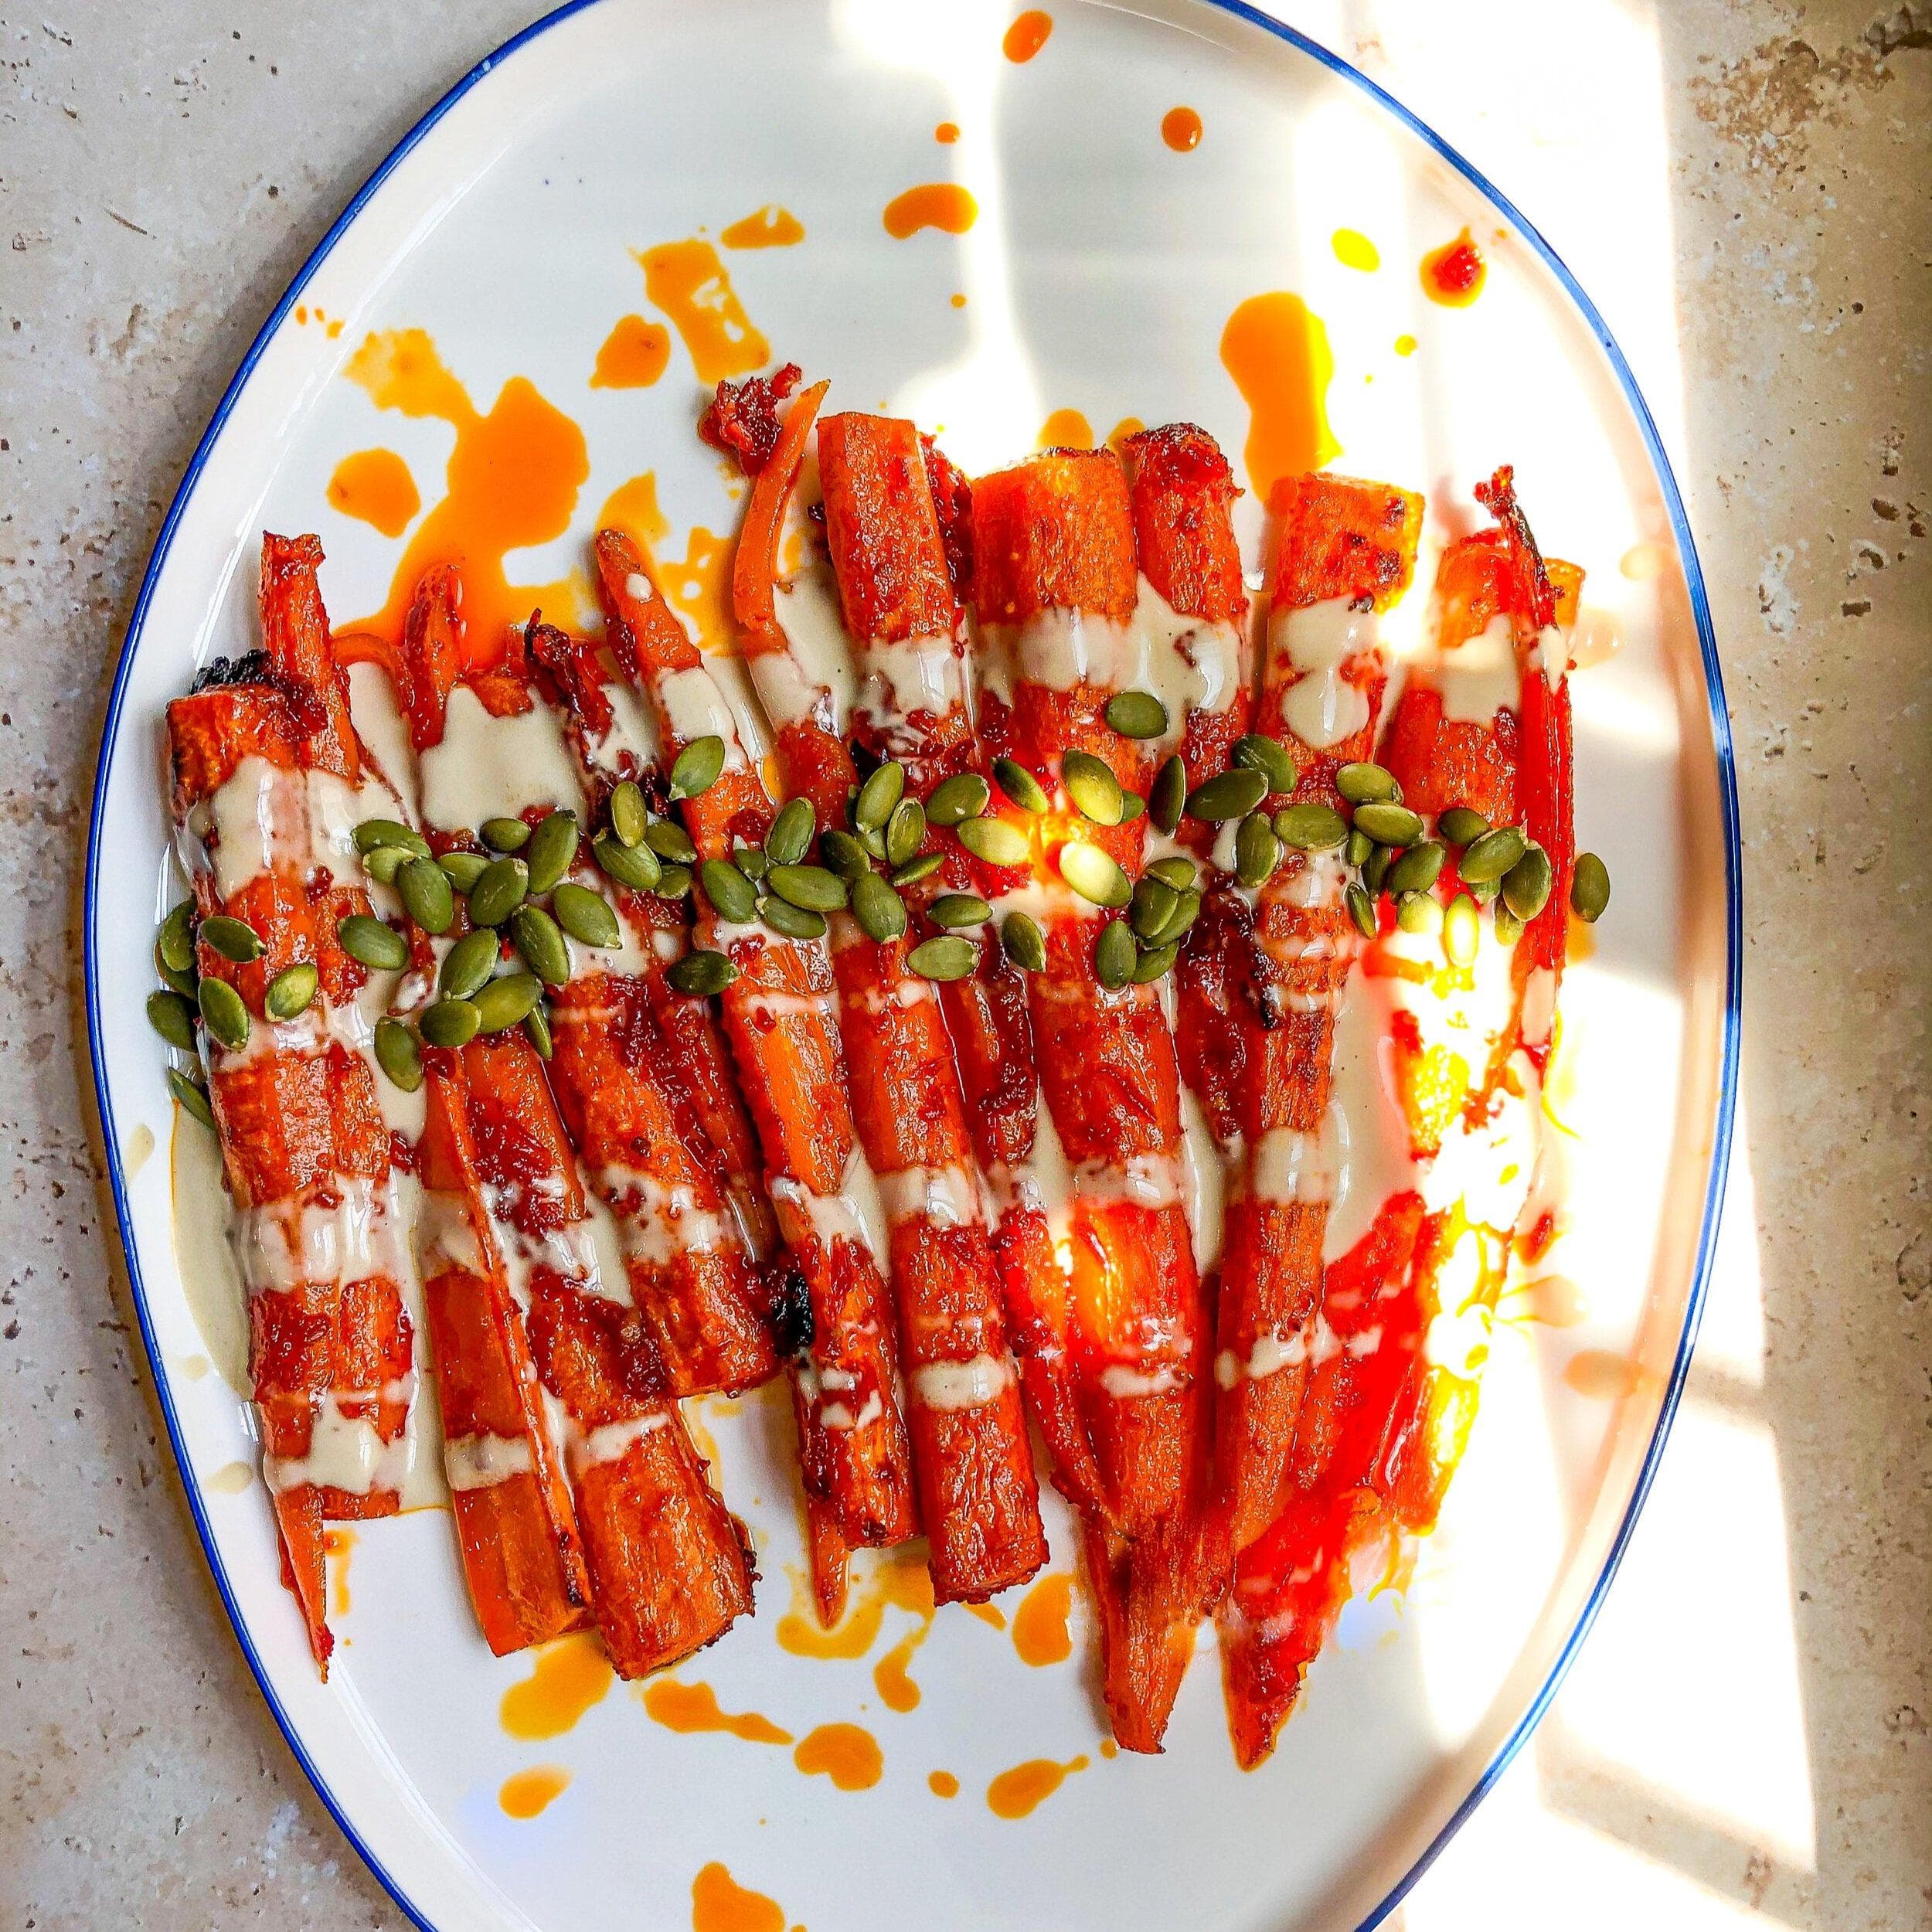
(950, 291, 968, 308)
(598, 471, 672, 555)
(326, 448, 421, 539)
(987, 1754, 1087, 1819)
(590, 314, 672, 389)
(1563, 1349, 1655, 1401)
(935, 121, 961, 144)
(1036, 408, 1093, 450)
(776, 1549, 932, 1661)
(1099, 1739, 1118, 1760)
(294, 304, 308, 326)
(1012, 1571, 1074, 1666)
(1219, 293, 1339, 506)
(1161, 106, 1202, 152)
(498, 1765, 570, 1819)
(794, 1722, 883, 1791)
(339, 329, 589, 662)
(883, 183, 978, 240)
(499, 1631, 615, 1740)
(637, 240, 770, 383)
(1331, 227, 1380, 272)
(1566, 920, 1597, 965)
(692, 1862, 787, 1932)
(873, 1628, 925, 1713)
(641, 1679, 794, 1744)
(662, 526, 734, 650)
(1003, 9, 1053, 61)
(1394, 333, 1418, 357)
(324, 1526, 354, 1619)
(1421, 229, 1486, 307)
(720, 206, 806, 250)
(326, 318, 344, 338)
(927, 1770, 960, 1798)
(1106, 416, 1145, 457)
(964, 1601, 1007, 1631)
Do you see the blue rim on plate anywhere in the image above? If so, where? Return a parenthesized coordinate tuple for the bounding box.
(83, 3, 1743, 1927)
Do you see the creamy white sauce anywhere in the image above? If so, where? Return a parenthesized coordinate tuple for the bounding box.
(417, 1186, 487, 1280)
(595, 1164, 740, 1266)
(1179, 1086, 1226, 1278)
(1270, 598, 1376, 750)
(769, 1147, 891, 1273)
(1070, 1151, 1183, 1210)
(911, 1352, 1015, 1411)
(264, 1394, 411, 1498)
(444, 1430, 536, 1492)
(582, 681, 662, 777)
(855, 632, 969, 741)
(874, 1162, 982, 1230)
(192, 758, 381, 903)
(1213, 1319, 1315, 1390)
(1250, 1127, 1337, 1206)
(658, 662, 750, 767)
(1433, 614, 1520, 725)
(421, 686, 585, 825)
(565, 1411, 669, 1474)
(1099, 1363, 1181, 1400)
(171, 1106, 250, 1393)
(1522, 965, 1560, 1048)
(764, 566, 859, 733)
(818, 1389, 885, 1433)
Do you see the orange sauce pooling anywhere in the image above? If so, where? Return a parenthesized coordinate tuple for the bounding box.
(598, 471, 673, 556)
(935, 121, 961, 143)
(326, 449, 420, 538)
(928, 1770, 961, 1798)
(692, 1862, 790, 1932)
(883, 183, 978, 240)
(794, 1722, 883, 1791)
(1003, 9, 1053, 61)
(776, 1550, 934, 1662)
(638, 240, 770, 383)
(498, 1766, 570, 1819)
(1106, 416, 1145, 456)
(964, 1601, 1007, 1631)
(1162, 106, 1202, 151)
(641, 1679, 794, 1745)
(720, 206, 806, 250)
(1011, 1571, 1074, 1666)
(499, 1631, 614, 1740)
(874, 1628, 926, 1713)
(1037, 407, 1092, 450)
(1219, 292, 1339, 504)
(1421, 229, 1486, 306)
(987, 1755, 1087, 1819)
(590, 315, 672, 389)
(324, 1526, 354, 1619)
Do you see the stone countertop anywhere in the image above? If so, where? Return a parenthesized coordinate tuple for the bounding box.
(2, 3, 1926, 1927)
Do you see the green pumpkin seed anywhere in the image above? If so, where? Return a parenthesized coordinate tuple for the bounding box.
(1062, 750, 1124, 826)
(200, 914, 264, 964)
(524, 811, 580, 896)
(1132, 940, 1179, 985)
(420, 998, 481, 1049)
(654, 863, 692, 899)
(927, 772, 990, 827)
(1571, 852, 1611, 923)
(643, 818, 699, 865)
(468, 857, 531, 928)
(850, 872, 906, 942)
(374, 1017, 424, 1090)
(609, 781, 648, 849)
(1352, 801, 1425, 848)
(1147, 855, 1198, 892)
(1002, 910, 1046, 972)
(1439, 807, 1490, 847)
(1274, 802, 1349, 851)
(699, 858, 760, 924)
(1493, 903, 1525, 944)
(1444, 895, 1480, 968)
(670, 735, 726, 800)
(1149, 754, 1186, 835)
(885, 797, 927, 869)
(1468, 877, 1500, 906)
(992, 757, 1049, 815)
(364, 843, 410, 886)
(1094, 919, 1137, 989)
(1345, 828, 1373, 867)
(1104, 690, 1169, 740)
(1060, 842, 1131, 908)
(472, 972, 543, 1033)
(438, 849, 490, 892)
(859, 823, 890, 862)
(553, 882, 622, 949)
(1502, 844, 1553, 921)
(509, 903, 571, 988)
(889, 852, 944, 888)
(197, 975, 250, 1050)
(1185, 766, 1269, 823)
(736, 845, 768, 882)
(1396, 891, 1442, 936)
(399, 855, 455, 935)
(1130, 875, 1180, 943)
(1335, 763, 1398, 806)
(158, 902, 197, 976)
(1362, 845, 1394, 895)
(854, 760, 906, 831)
(765, 798, 816, 867)
(1459, 825, 1528, 885)
(821, 828, 870, 880)
(264, 961, 318, 1020)
(1154, 887, 1202, 947)
(168, 1066, 217, 1130)
(1345, 882, 1378, 940)
(338, 913, 409, 971)
(355, 818, 430, 859)
(669, 947, 737, 996)
(767, 864, 849, 913)
(760, 896, 828, 940)
(523, 1002, 553, 1060)
(1388, 841, 1447, 896)
(1235, 811, 1284, 889)
(1233, 734, 1299, 796)
(147, 989, 198, 1051)
(481, 816, 531, 854)
(928, 893, 992, 928)
(954, 815, 1031, 869)
(593, 832, 661, 892)
(440, 929, 501, 1000)
(907, 934, 978, 981)
(1119, 790, 1145, 822)
(155, 942, 198, 999)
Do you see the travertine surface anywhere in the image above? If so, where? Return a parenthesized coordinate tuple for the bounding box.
(2, 3, 1925, 1928)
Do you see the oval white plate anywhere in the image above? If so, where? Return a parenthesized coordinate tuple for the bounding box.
(86, 2, 1740, 1927)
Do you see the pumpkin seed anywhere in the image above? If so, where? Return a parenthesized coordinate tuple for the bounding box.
(1233, 733, 1298, 797)
(1444, 895, 1480, 968)
(854, 760, 906, 831)
(1104, 690, 1169, 739)
(524, 811, 580, 896)
(198, 975, 250, 1050)
(1185, 766, 1269, 823)
(1118, 790, 1145, 822)
(908, 934, 978, 981)
(927, 772, 990, 827)
(509, 904, 571, 987)
(168, 1066, 217, 1129)
(1493, 903, 1525, 944)
(523, 1002, 553, 1060)
(886, 797, 927, 869)
(889, 852, 945, 888)
(1155, 887, 1202, 947)
(364, 843, 410, 886)
(859, 823, 890, 862)
(1362, 845, 1394, 896)
(1274, 802, 1348, 850)
(654, 863, 692, 899)
(609, 781, 648, 849)
(355, 818, 430, 859)
(437, 849, 489, 893)
(1352, 801, 1425, 848)
(593, 832, 661, 892)
(1458, 825, 1528, 884)
(374, 1017, 424, 1090)
(670, 735, 726, 800)
(851, 872, 906, 942)
(155, 940, 198, 999)
(736, 845, 768, 882)
(1501, 844, 1553, 921)
(1335, 763, 1397, 806)
(440, 929, 500, 1000)
(1149, 754, 1186, 835)
(928, 893, 992, 928)
(399, 855, 455, 935)
(337, 913, 409, 971)
(1388, 841, 1447, 896)
(472, 972, 543, 1032)
(200, 914, 264, 964)
(158, 901, 197, 975)
(765, 797, 816, 867)
(1002, 910, 1046, 972)
(992, 757, 1049, 815)
(670, 947, 737, 996)
(1132, 940, 1179, 985)
(481, 816, 531, 853)
(1468, 876, 1500, 906)
(147, 989, 198, 1051)
(644, 818, 698, 865)
(1345, 828, 1373, 867)
(1062, 750, 1124, 826)
(760, 896, 828, 941)
(469, 858, 531, 927)
(767, 864, 849, 913)
(1345, 882, 1378, 940)
(699, 857, 760, 924)
(1094, 919, 1137, 988)
(954, 815, 1031, 869)
(1235, 811, 1284, 888)
(553, 881, 622, 948)
(1147, 855, 1198, 892)
(420, 998, 481, 1049)
(1439, 807, 1490, 847)
(1571, 852, 1611, 923)
(264, 961, 318, 1020)
(1060, 842, 1132, 908)
(1396, 891, 1442, 936)
(1130, 875, 1180, 943)
(821, 828, 870, 880)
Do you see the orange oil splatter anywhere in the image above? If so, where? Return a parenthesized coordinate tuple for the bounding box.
(927, 1770, 960, 1798)
(1098, 1739, 1118, 1760)
(641, 1679, 794, 1745)
(638, 240, 770, 384)
(1161, 105, 1202, 151)
(883, 184, 978, 240)
(1011, 1571, 1074, 1667)
(720, 206, 805, 250)
(294, 304, 308, 325)
(1106, 416, 1145, 456)
(776, 1549, 934, 1661)
(935, 121, 960, 144)
(1566, 920, 1598, 964)
(327, 318, 344, 338)
(327, 449, 420, 539)
(1219, 292, 1339, 505)
(1421, 229, 1486, 306)
(1332, 227, 1380, 272)
(662, 526, 734, 650)
(987, 1755, 1087, 1818)
(498, 1766, 570, 1819)
(874, 1624, 927, 1713)
(499, 1631, 615, 1740)
(1563, 1349, 1657, 1401)
(692, 1862, 788, 1932)
(964, 1601, 1007, 1631)
(597, 471, 673, 556)
(794, 1722, 883, 1791)
(1004, 9, 1053, 61)
(1394, 333, 1418, 357)
(324, 1527, 354, 1619)
(591, 315, 672, 390)
(951, 292, 968, 308)
(1037, 408, 1093, 450)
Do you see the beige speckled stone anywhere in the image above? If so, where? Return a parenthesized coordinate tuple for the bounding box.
(2, 4, 1925, 1929)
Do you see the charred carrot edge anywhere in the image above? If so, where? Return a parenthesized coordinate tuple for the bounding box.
(597, 526, 915, 1624)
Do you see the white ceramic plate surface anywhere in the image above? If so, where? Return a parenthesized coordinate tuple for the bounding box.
(86, 2, 1739, 1927)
